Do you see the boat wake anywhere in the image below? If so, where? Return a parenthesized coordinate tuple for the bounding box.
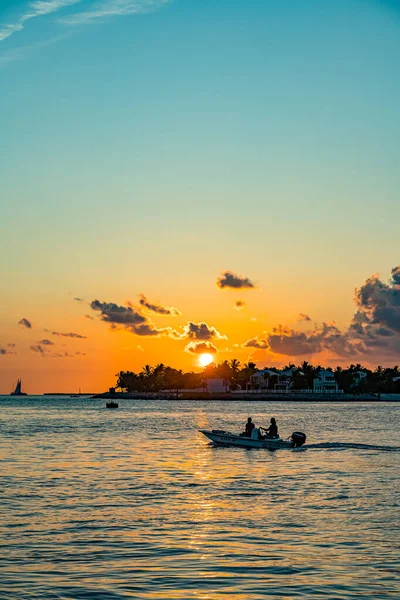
(306, 441, 400, 452)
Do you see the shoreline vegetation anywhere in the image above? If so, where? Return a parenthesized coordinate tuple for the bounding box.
(92, 360, 400, 401)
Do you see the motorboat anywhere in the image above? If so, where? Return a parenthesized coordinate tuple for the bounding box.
(106, 401, 118, 409)
(199, 429, 306, 450)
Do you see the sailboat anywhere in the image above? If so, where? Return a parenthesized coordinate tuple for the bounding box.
(10, 378, 27, 396)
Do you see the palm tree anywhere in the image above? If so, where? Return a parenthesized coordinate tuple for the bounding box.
(229, 359, 241, 373)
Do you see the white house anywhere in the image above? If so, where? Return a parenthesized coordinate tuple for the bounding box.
(250, 369, 281, 389)
(313, 370, 340, 393)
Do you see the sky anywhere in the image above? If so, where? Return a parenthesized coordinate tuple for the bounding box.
(1, 0, 400, 393)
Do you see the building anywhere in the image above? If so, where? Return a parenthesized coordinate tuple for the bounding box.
(313, 370, 340, 393)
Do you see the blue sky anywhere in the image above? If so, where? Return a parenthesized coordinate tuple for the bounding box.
(1, 0, 400, 391)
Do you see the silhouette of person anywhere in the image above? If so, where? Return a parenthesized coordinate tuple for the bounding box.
(264, 417, 278, 438)
(245, 417, 255, 437)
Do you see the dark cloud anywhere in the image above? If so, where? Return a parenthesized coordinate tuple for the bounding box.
(90, 299, 146, 326)
(349, 266, 400, 352)
(243, 323, 357, 357)
(139, 294, 181, 316)
(242, 265, 400, 360)
(91, 298, 227, 343)
(185, 341, 218, 355)
(1, 344, 17, 355)
(392, 265, 400, 285)
(298, 313, 312, 322)
(75, 352, 86, 356)
(74, 297, 84, 303)
(375, 327, 395, 337)
(18, 318, 32, 329)
(133, 323, 165, 337)
(84, 314, 94, 320)
(217, 271, 255, 289)
(38, 339, 54, 345)
(234, 300, 246, 311)
(90, 298, 181, 337)
(243, 335, 269, 350)
(30, 344, 45, 354)
(46, 330, 87, 339)
(182, 321, 227, 340)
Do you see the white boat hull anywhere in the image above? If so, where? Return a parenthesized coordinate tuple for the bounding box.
(199, 429, 294, 450)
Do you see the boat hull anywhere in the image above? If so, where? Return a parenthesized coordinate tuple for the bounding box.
(199, 429, 293, 449)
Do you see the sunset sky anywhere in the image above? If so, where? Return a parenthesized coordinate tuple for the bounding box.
(1, 0, 400, 393)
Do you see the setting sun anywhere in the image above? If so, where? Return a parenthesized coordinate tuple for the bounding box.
(199, 353, 213, 367)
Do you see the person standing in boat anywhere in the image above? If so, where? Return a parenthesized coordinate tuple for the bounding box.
(261, 417, 278, 438)
(244, 417, 255, 437)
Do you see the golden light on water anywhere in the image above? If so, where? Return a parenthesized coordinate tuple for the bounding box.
(199, 353, 213, 367)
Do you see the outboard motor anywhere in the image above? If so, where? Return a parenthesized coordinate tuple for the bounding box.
(291, 432, 307, 447)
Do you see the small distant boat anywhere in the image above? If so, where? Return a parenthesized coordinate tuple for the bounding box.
(106, 401, 118, 409)
(10, 378, 27, 396)
(199, 429, 306, 450)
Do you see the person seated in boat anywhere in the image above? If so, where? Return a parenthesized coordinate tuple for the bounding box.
(243, 417, 255, 437)
(260, 417, 279, 438)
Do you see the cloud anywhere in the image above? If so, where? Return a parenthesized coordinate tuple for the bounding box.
(243, 322, 357, 357)
(234, 300, 246, 311)
(298, 313, 312, 322)
(84, 314, 94, 320)
(217, 270, 255, 290)
(241, 265, 400, 360)
(46, 330, 87, 339)
(0, 344, 17, 355)
(37, 339, 54, 345)
(185, 341, 218, 355)
(31, 344, 78, 358)
(0, 0, 171, 65)
(347, 266, 400, 355)
(182, 321, 227, 341)
(91, 299, 146, 326)
(90, 297, 181, 337)
(59, 0, 172, 26)
(242, 335, 269, 350)
(18, 318, 32, 329)
(0, 0, 81, 43)
(0, 23, 23, 42)
(30, 344, 45, 354)
(74, 297, 84, 302)
(139, 294, 181, 316)
(392, 265, 400, 285)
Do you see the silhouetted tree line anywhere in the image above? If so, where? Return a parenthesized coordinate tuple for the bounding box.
(116, 360, 400, 394)
(116, 360, 257, 392)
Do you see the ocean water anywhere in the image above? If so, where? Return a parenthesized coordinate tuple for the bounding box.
(0, 398, 399, 600)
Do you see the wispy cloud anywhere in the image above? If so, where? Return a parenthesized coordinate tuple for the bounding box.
(59, 0, 171, 26)
(45, 329, 87, 338)
(139, 294, 181, 316)
(0, 0, 172, 65)
(0, 0, 81, 43)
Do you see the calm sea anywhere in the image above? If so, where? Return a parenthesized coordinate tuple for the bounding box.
(0, 397, 399, 599)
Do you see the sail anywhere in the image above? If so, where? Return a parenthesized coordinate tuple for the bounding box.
(14, 379, 22, 394)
